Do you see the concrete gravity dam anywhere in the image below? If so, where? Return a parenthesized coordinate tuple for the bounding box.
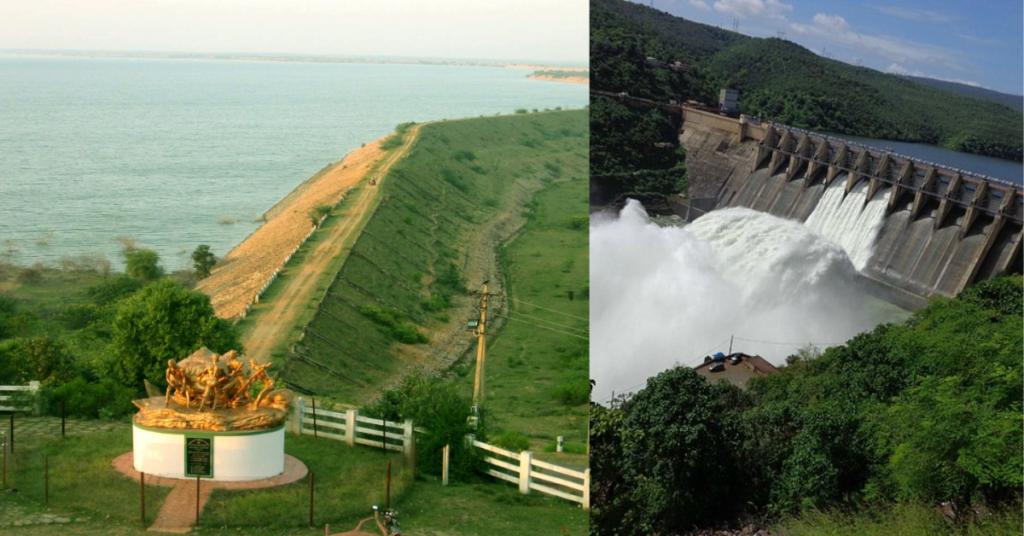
(676, 106, 1023, 307)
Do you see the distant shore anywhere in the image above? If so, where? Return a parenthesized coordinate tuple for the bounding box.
(528, 74, 589, 85)
(0, 50, 586, 73)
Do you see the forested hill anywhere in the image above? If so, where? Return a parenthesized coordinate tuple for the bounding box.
(901, 75, 1024, 113)
(591, 0, 1023, 162)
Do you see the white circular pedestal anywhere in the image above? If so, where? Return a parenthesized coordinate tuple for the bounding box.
(133, 423, 284, 481)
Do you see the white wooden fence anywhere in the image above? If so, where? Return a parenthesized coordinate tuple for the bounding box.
(289, 399, 589, 509)
(0, 381, 39, 412)
(473, 439, 590, 509)
(294, 399, 413, 453)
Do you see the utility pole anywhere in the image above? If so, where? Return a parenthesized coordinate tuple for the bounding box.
(471, 282, 502, 409)
(728, 335, 734, 354)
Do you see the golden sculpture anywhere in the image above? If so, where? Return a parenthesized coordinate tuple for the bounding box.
(133, 347, 293, 431)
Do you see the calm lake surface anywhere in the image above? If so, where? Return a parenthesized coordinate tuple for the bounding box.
(824, 132, 1023, 185)
(0, 56, 588, 270)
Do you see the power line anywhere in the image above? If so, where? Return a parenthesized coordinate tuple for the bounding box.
(598, 338, 731, 405)
(505, 296, 588, 321)
(732, 336, 844, 347)
(489, 312, 589, 341)
(504, 309, 589, 334)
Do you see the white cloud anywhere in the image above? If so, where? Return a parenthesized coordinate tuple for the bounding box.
(791, 12, 961, 70)
(688, 0, 712, 11)
(713, 0, 792, 20)
(811, 13, 848, 33)
(886, 63, 983, 87)
(874, 6, 953, 23)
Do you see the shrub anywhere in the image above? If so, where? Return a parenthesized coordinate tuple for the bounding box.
(420, 292, 451, 312)
(360, 306, 428, 344)
(515, 108, 528, 114)
(392, 324, 428, 344)
(17, 265, 43, 284)
(0, 336, 78, 386)
(553, 374, 590, 405)
(363, 376, 480, 480)
(309, 205, 332, 226)
(56, 303, 102, 330)
(191, 245, 217, 279)
(87, 275, 144, 306)
(435, 261, 466, 295)
(125, 249, 163, 281)
(395, 121, 417, 134)
(359, 305, 404, 329)
(42, 377, 136, 419)
(564, 215, 588, 231)
(543, 161, 562, 176)
(452, 149, 476, 162)
(492, 430, 531, 453)
(381, 135, 404, 150)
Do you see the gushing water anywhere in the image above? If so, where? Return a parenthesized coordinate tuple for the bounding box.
(804, 179, 889, 271)
(590, 200, 894, 403)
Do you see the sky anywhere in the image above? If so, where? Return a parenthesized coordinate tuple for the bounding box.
(0, 0, 589, 65)
(632, 0, 1023, 95)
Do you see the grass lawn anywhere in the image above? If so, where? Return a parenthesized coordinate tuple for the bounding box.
(203, 434, 414, 529)
(3, 426, 170, 525)
(463, 174, 590, 454)
(1, 425, 589, 535)
(397, 476, 589, 536)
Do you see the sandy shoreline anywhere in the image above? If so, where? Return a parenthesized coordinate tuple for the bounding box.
(196, 134, 394, 320)
(528, 74, 589, 85)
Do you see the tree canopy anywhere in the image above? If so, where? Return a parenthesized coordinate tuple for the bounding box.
(110, 279, 240, 390)
(590, 275, 1023, 533)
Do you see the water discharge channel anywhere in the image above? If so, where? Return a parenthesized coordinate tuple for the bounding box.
(590, 197, 906, 404)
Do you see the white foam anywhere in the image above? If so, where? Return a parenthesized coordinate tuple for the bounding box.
(590, 200, 887, 403)
(804, 179, 889, 271)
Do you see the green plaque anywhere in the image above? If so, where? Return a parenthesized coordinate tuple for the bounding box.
(185, 437, 213, 478)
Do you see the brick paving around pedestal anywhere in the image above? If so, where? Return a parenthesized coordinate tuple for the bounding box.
(111, 452, 308, 533)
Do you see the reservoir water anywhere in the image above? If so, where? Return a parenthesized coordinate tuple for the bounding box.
(0, 56, 588, 270)
(823, 131, 1023, 185)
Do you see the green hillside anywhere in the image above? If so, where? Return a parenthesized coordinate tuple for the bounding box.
(591, 0, 1023, 161)
(282, 110, 589, 408)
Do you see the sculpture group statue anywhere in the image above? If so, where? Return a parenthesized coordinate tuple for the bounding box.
(134, 347, 293, 431)
(164, 349, 280, 412)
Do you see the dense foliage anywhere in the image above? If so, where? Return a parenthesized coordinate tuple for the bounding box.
(111, 279, 240, 390)
(591, 276, 1023, 533)
(591, 0, 1023, 161)
(590, 17, 692, 203)
(363, 375, 481, 480)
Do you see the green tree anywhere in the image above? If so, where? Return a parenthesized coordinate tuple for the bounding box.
(363, 376, 479, 480)
(190, 245, 217, 279)
(593, 367, 748, 534)
(0, 336, 78, 386)
(125, 248, 164, 281)
(110, 280, 240, 390)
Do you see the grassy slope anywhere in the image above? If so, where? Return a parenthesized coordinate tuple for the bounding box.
(234, 179, 383, 366)
(467, 176, 590, 458)
(283, 110, 589, 405)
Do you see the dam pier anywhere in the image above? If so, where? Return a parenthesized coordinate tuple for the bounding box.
(596, 90, 1024, 304)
